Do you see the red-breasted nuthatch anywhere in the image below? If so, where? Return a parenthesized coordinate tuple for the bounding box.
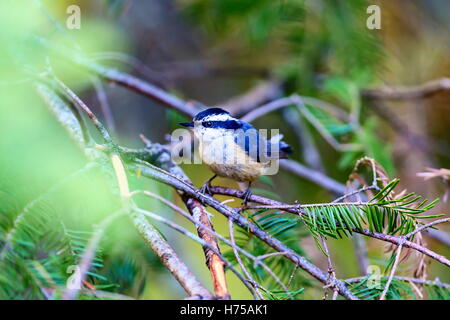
(181, 108, 292, 204)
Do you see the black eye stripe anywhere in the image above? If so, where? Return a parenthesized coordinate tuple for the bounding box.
(202, 120, 242, 129)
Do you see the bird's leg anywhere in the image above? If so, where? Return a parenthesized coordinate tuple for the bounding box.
(200, 174, 217, 195)
(241, 182, 253, 205)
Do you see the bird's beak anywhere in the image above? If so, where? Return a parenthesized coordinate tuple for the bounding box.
(179, 122, 194, 128)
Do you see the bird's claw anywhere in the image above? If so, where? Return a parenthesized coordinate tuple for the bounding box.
(200, 182, 212, 196)
(241, 188, 252, 206)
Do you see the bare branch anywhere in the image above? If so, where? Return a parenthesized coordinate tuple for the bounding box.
(405, 218, 450, 239)
(362, 78, 450, 100)
(34, 36, 200, 118)
(130, 190, 296, 297)
(131, 210, 213, 298)
(280, 160, 346, 195)
(218, 80, 282, 116)
(320, 237, 339, 300)
(241, 96, 295, 123)
(53, 76, 113, 144)
(134, 207, 255, 298)
(91, 76, 116, 132)
(228, 218, 265, 300)
(282, 107, 325, 172)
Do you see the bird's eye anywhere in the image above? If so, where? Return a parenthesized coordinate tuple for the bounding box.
(203, 121, 212, 128)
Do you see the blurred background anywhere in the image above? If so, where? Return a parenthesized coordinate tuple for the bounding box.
(0, 0, 449, 299)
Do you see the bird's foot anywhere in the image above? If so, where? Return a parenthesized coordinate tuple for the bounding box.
(241, 188, 253, 206)
(200, 181, 212, 196)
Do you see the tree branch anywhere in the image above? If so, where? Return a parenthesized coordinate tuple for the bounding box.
(362, 78, 450, 100)
(132, 162, 358, 300)
(131, 210, 213, 298)
(280, 160, 346, 195)
(133, 136, 230, 299)
(36, 80, 213, 299)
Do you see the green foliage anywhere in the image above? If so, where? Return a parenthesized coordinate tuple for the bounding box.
(338, 118, 395, 175)
(349, 276, 450, 300)
(301, 179, 441, 240)
(0, 196, 74, 299)
(183, 0, 304, 45)
(304, 104, 353, 137)
(262, 287, 304, 300)
(0, 166, 120, 299)
(65, 229, 108, 282)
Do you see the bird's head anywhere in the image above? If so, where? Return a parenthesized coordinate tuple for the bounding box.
(180, 107, 242, 141)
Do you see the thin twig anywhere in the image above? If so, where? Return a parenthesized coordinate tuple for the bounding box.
(282, 107, 325, 172)
(280, 160, 347, 195)
(241, 94, 359, 151)
(91, 76, 116, 132)
(52, 76, 113, 144)
(219, 80, 281, 116)
(131, 209, 213, 298)
(241, 96, 296, 123)
(379, 243, 403, 300)
(332, 185, 379, 203)
(320, 237, 338, 300)
(228, 218, 265, 300)
(253, 252, 292, 268)
(113, 152, 214, 298)
(35, 36, 199, 118)
(294, 96, 360, 152)
(405, 218, 450, 240)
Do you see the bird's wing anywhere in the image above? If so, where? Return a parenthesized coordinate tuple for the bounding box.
(234, 123, 264, 162)
(235, 122, 292, 162)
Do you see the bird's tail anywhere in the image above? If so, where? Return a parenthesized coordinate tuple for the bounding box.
(279, 141, 293, 159)
(268, 134, 292, 159)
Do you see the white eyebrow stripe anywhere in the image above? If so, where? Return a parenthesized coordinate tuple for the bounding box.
(202, 114, 235, 122)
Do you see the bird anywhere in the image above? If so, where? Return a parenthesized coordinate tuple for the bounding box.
(180, 107, 292, 204)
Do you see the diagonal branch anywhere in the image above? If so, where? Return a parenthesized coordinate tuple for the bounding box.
(132, 162, 358, 300)
(362, 78, 450, 100)
(131, 137, 230, 299)
(131, 189, 291, 297)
